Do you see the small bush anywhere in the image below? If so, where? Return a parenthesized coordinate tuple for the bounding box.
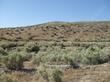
(32, 45, 110, 65)
(37, 64, 50, 82)
(3, 53, 24, 70)
(37, 64, 63, 82)
(0, 73, 17, 82)
(26, 42, 40, 53)
(99, 48, 110, 63)
(0, 47, 8, 66)
(81, 46, 101, 65)
(51, 68, 63, 82)
(32, 55, 42, 65)
(0, 42, 17, 49)
(20, 51, 35, 61)
(0, 47, 8, 56)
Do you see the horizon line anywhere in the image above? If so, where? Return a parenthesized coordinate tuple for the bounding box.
(0, 20, 110, 28)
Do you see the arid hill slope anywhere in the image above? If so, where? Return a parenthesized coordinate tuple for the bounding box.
(0, 21, 110, 42)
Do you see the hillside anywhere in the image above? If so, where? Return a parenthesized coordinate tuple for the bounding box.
(1, 21, 110, 82)
(0, 21, 110, 42)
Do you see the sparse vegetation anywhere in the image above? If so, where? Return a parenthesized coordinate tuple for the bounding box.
(51, 68, 63, 82)
(37, 64, 63, 82)
(0, 73, 17, 82)
(32, 45, 110, 66)
(3, 53, 24, 70)
(0, 22, 110, 82)
(26, 42, 40, 53)
(0, 47, 8, 56)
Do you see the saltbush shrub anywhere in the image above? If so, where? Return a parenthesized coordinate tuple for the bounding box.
(32, 55, 42, 65)
(0, 47, 8, 56)
(3, 53, 24, 70)
(0, 73, 17, 82)
(33, 45, 110, 66)
(37, 64, 63, 82)
(51, 68, 63, 82)
(37, 64, 50, 82)
(26, 42, 40, 53)
(99, 48, 110, 63)
(81, 46, 101, 65)
(0, 42, 17, 49)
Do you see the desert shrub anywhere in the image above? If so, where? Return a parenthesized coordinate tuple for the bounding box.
(51, 68, 63, 82)
(60, 43, 65, 49)
(33, 45, 110, 65)
(71, 42, 81, 47)
(0, 47, 8, 66)
(17, 51, 34, 61)
(0, 37, 8, 40)
(99, 48, 110, 63)
(33, 47, 76, 64)
(71, 45, 102, 65)
(23, 53, 35, 61)
(0, 73, 17, 82)
(0, 47, 8, 56)
(3, 53, 24, 70)
(37, 64, 63, 82)
(81, 46, 101, 65)
(32, 54, 42, 65)
(15, 36, 22, 40)
(17, 41, 25, 46)
(73, 45, 110, 65)
(26, 42, 40, 53)
(0, 42, 17, 49)
(37, 64, 50, 82)
(43, 47, 65, 63)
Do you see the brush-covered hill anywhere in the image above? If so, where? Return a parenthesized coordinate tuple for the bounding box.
(1, 21, 110, 82)
(0, 21, 110, 42)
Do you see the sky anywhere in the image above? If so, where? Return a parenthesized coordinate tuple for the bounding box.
(0, 0, 110, 27)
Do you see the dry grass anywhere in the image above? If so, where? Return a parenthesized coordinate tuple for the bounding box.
(0, 22, 110, 42)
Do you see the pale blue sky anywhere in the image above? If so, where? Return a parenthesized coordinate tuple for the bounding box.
(0, 0, 110, 27)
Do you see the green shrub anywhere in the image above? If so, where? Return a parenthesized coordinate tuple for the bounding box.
(0, 73, 17, 82)
(99, 48, 110, 63)
(81, 46, 101, 65)
(20, 51, 35, 61)
(32, 55, 42, 65)
(0, 47, 8, 66)
(37, 64, 63, 82)
(0, 47, 8, 56)
(51, 68, 63, 82)
(26, 42, 40, 53)
(0, 42, 17, 49)
(37, 64, 50, 82)
(32, 45, 110, 65)
(3, 53, 24, 70)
